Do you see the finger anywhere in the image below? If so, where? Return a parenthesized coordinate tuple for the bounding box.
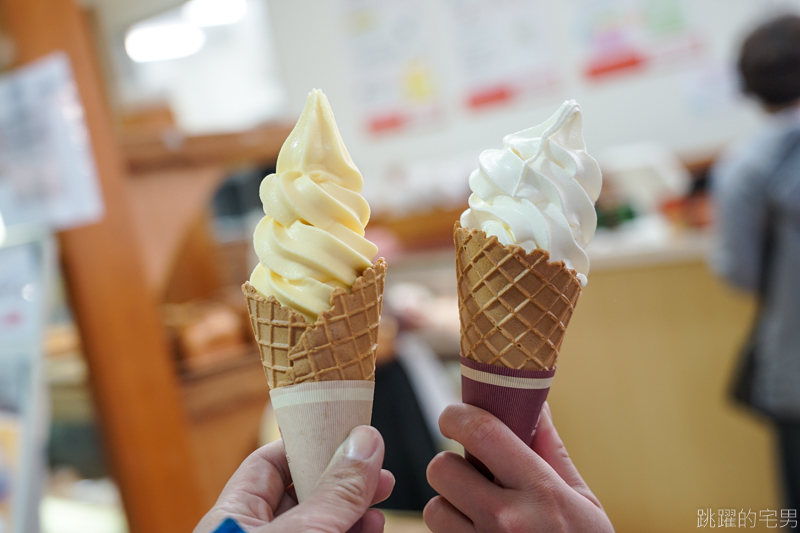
(273, 491, 297, 517)
(347, 509, 385, 533)
(278, 426, 385, 532)
(371, 470, 395, 506)
(285, 483, 297, 503)
(439, 403, 546, 490)
(423, 496, 476, 533)
(426, 451, 502, 522)
(215, 440, 292, 518)
(532, 403, 603, 508)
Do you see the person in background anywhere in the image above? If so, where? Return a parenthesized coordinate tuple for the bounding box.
(710, 14, 800, 515)
(423, 402, 614, 532)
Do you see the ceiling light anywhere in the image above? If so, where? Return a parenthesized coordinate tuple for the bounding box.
(182, 0, 247, 27)
(125, 23, 206, 63)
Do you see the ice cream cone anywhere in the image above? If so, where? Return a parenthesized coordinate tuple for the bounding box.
(454, 222, 581, 371)
(454, 100, 598, 479)
(243, 259, 386, 500)
(242, 258, 387, 389)
(242, 90, 387, 502)
(269, 380, 374, 502)
(455, 223, 582, 477)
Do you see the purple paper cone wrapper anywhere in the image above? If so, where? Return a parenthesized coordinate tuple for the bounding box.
(269, 380, 374, 502)
(460, 355, 556, 479)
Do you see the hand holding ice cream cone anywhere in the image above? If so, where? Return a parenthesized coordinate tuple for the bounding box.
(193, 426, 395, 533)
(242, 89, 387, 502)
(455, 100, 601, 475)
(424, 403, 614, 533)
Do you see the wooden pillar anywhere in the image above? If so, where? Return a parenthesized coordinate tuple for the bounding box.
(0, 1, 207, 531)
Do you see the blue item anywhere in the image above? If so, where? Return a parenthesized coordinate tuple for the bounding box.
(213, 517, 246, 533)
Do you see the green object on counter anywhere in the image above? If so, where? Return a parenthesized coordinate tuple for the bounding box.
(596, 203, 636, 229)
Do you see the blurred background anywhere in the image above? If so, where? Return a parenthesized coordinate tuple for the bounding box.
(0, 0, 793, 531)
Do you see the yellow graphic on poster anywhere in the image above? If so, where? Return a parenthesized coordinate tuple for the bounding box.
(0, 412, 20, 531)
(339, 0, 443, 134)
(403, 59, 435, 102)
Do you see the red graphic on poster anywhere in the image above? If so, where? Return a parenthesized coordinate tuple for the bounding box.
(579, 0, 702, 81)
(449, 0, 560, 111)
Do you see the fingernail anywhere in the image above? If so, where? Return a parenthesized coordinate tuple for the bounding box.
(344, 426, 378, 460)
(543, 401, 552, 419)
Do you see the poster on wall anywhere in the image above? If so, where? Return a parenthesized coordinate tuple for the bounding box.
(448, 0, 560, 110)
(0, 52, 103, 231)
(339, 0, 444, 134)
(575, 0, 702, 80)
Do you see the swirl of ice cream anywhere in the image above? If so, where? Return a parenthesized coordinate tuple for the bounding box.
(460, 100, 602, 285)
(250, 89, 378, 322)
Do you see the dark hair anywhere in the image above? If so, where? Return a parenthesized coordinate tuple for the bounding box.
(739, 14, 800, 107)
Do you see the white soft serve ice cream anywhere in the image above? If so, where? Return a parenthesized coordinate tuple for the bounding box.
(460, 100, 602, 285)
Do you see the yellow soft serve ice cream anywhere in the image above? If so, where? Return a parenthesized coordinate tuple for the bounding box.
(250, 89, 378, 322)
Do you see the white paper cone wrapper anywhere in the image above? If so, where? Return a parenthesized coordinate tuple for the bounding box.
(269, 380, 375, 502)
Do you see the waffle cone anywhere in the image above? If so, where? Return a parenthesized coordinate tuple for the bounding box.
(455, 223, 581, 370)
(242, 258, 387, 388)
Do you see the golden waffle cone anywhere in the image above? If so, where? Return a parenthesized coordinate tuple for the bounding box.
(455, 222, 581, 370)
(242, 258, 387, 388)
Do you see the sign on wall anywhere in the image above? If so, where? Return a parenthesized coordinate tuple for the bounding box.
(339, 0, 444, 134)
(575, 0, 702, 80)
(448, 0, 561, 110)
(0, 53, 103, 231)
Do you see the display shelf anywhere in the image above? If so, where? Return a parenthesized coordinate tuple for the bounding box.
(371, 204, 466, 251)
(122, 123, 294, 174)
(181, 349, 270, 504)
(181, 350, 267, 421)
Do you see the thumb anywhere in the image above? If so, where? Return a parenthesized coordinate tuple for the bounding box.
(531, 403, 603, 509)
(277, 426, 385, 533)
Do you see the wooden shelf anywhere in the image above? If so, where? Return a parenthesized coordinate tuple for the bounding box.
(122, 124, 293, 174)
(181, 350, 268, 421)
(370, 203, 466, 251)
(180, 349, 270, 505)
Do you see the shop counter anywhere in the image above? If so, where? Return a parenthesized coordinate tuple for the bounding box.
(552, 231, 776, 533)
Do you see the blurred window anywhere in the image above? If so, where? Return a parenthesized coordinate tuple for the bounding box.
(116, 0, 286, 134)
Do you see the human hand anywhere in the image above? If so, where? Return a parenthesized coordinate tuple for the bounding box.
(424, 402, 614, 533)
(194, 426, 395, 533)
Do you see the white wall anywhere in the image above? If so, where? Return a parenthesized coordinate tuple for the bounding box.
(122, 0, 286, 133)
(266, 0, 800, 212)
(88, 0, 287, 134)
